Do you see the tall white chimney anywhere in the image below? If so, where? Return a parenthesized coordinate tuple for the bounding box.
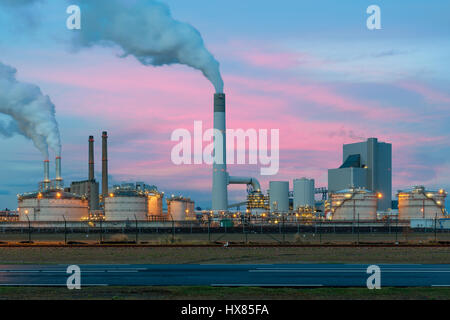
(55, 156, 62, 189)
(43, 159, 50, 190)
(212, 93, 228, 211)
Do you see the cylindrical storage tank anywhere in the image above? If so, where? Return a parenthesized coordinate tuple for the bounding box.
(167, 198, 188, 221)
(398, 186, 447, 220)
(331, 188, 377, 220)
(18, 191, 89, 222)
(293, 178, 315, 210)
(147, 192, 164, 217)
(269, 181, 289, 212)
(104, 194, 147, 221)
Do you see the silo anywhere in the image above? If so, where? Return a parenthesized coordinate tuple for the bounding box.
(330, 188, 377, 220)
(104, 191, 147, 221)
(167, 197, 188, 221)
(398, 186, 447, 220)
(147, 192, 164, 217)
(269, 181, 289, 212)
(18, 191, 89, 221)
(293, 178, 315, 210)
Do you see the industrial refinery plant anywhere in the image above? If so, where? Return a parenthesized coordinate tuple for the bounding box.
(6, 93, 447, 227)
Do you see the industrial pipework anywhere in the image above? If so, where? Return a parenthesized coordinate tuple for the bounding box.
(211, 93, 261, 212)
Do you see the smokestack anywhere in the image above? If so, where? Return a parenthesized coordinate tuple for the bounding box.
(43, 159, 50, 190)
(55, 156, 62, 189)
(212, 93, 228, 211)
(102, 131, 108, 199)
(89, 135, 94, 181)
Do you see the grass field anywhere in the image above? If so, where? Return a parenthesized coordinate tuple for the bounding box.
(0, 246, 450, 264)
(0, 230, 449, 245)
(0, 286, 449, 300)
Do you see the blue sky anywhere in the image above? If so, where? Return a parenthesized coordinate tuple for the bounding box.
(0, 0, 449, 210)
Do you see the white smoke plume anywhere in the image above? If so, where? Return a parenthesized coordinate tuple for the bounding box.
(71, 0, 224, 93)
(0, 62, 61, 159)
(0, 119, 19, 138)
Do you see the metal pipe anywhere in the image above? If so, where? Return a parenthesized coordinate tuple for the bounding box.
(228, 176, 261, 192)
(102, 131, 108, 199)
(89, 135, 95, 181)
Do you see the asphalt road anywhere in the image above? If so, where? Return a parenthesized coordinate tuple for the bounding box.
(0, 264, 450, 287)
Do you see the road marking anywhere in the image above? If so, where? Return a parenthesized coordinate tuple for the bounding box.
(211, 284, 324, 287)
(0, 284, 108, 286)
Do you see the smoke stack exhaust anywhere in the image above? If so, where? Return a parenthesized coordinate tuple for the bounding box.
(89, 135, 95, 181)
(55, 156, 62, 189)
(212, 93, 228, 211)
(102, 131, 108, 199)
(43, 159, 50, 190)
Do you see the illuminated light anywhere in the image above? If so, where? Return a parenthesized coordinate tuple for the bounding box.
(437, 201, 442, 205)
(24, 210, 29, 214)
(56, 192, 61, 199)
(345, 194, 352, 198)
(109, 193, 114, 198)
(377, 193, 383, 199)
(426, 193, 433, 198)
(439, 189, 444, 194)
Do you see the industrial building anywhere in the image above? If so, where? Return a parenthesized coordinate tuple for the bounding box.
(211, 93, 261, 212)
(397, 186, 447, 219)
(328, 137, 392, 211)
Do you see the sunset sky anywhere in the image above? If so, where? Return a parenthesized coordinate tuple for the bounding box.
(0, 0, 449, 210)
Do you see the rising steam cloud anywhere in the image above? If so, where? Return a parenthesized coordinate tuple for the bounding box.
(71, 0, 224, 93)
(0, 62, 61, 159)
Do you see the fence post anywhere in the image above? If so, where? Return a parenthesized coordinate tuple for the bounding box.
(99, 219, 103, 244)
(25, 214, 31, 243)
(208, 216, 211, 242)
(63, 215, 67, 245)
(134, 215, 138, 244)
(357, 213, 360, 245)
(435, 212, 438, 243)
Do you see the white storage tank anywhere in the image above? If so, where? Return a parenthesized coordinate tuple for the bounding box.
(104, 190, 147, 221)
(330, 188, 378, 220)
(18, 190, 89, 222)
(147, 192, 164, 217)
(167, 197, 192, 221)
(293, 178, 315, 210)
(269, 181, 289, 212)
(398, 186, 447, 220)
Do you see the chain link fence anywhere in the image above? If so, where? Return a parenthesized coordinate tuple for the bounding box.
(1, 217, 450, 245)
